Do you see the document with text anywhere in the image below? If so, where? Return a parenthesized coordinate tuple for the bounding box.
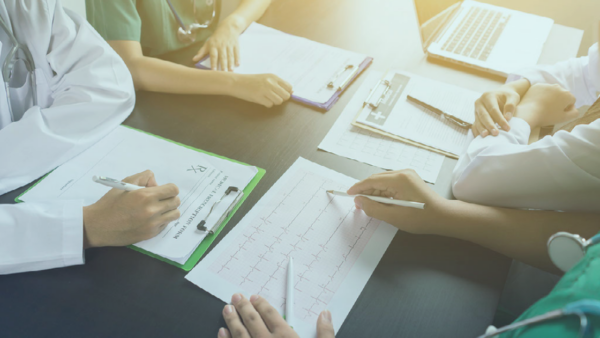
(20, 127, 258, 264)
(186, 158, 397, 338)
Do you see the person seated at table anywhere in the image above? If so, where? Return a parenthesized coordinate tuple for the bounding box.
(0, 0, 181, 275)
(216, 237, 600, 338)
(85, 0, 293, 108)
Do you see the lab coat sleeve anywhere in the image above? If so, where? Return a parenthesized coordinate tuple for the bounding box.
(0, 0, 135, 195)
(506, 43, 599, 109)
(451, 118, 600, 212)
(0, 200, 84, 274)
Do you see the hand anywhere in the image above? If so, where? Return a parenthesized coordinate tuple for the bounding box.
(347, 170, 449, 234)
(473, 84, 521, 137)
(193, 23, 241, 71)
(219, 293, 335, 338)
(231, 74, 293, 108)
(82, 170, 181, 248)
(515, 83, 579, 129)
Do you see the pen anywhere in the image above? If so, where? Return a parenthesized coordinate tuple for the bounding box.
(286, 256, 294, 328)
(92, 175, 144, 191)
(326, 190, 425, 209)
(407, 95, 472, 130)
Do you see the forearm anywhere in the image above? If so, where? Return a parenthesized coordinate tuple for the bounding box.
(436, 200, 600, 273)
(126, 55, 237, 95)
(221, 0, 271, 34)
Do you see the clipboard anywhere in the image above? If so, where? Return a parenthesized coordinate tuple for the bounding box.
(16, 126, 266, 271)
(350, 72, 462, 159)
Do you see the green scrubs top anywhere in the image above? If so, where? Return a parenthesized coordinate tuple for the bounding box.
(86, 0, 219, 57)
(501, 234, 600, 337)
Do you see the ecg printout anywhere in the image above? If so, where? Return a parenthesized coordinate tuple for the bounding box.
(355, 70, 478, 157)
(199, 23, 367, 104)
(20, 127, 258, 264)
(318, 72, 445, 183)
(186, 158, 397, 338)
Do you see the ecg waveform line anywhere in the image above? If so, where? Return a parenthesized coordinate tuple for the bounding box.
(208, 169, 380, 323)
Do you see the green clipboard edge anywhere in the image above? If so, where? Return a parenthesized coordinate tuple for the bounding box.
(15, 125, 266, 271)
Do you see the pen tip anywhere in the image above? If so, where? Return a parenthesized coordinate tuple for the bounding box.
(326, 190, 332, 194)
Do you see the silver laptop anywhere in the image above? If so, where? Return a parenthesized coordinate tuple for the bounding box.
(414, 0, 554, 77)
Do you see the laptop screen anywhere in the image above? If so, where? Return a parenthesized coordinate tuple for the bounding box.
(413, 0, 463, 51)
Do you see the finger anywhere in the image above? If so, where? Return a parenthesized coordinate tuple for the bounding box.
(258, 97, 274, 108)
(234, 43, 240, 67)
(565, 105, 579, 121)
(156, 208, 181, 225)
(483, 99, 508, 133)
(250, 295, 287, 332)
(503, 94, 519, 122)
(157, 196, 181, 214)
(317, 310, 335, 338)
(271, 84, 292, 101)
(218, 327, 232, 338)
(475, 105, 498, 137)
(220, 48, 229, 72)
(354, 196, 399, 224)
(266, 91, 284, 105)
(145, 183, 179, 200)
(222, 302, 251, 338)
(227, 46, 235, 71)
(231, 294, 270, 337)
(123, 170, 157, 187)
(193, 44, 208, 62)
(347, 175, 399, 195)
(275, 76, 293, 93)
(210, 48, 219, 71)
(471, 120, 485, 138)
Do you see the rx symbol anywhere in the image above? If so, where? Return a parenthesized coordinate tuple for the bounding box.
(188, 165, 207, 173)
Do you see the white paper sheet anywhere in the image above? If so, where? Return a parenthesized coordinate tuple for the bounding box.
(186, 158, 397, 338)
(200, 23, 368, 104)
(355, 70, 480, 157)
(318, 72, 445, 183)
(20, 126, 258, 264)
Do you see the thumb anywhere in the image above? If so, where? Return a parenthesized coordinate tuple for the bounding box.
(193, 45, 207, 62)
(503, 94, 519, 120)
(565, 104, 579, 120)
(317, 310, 335, 338)
(123, 170, 157, 188)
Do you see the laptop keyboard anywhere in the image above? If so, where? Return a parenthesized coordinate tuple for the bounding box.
(441, 7, 511, 61)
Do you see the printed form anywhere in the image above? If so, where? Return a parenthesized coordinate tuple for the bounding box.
(199, 23, 367, 104)
(20, 127, 258, 264)
(186, 158, 397, 338)
(318, 72, 445, 183)
(354, 71, 480, 157)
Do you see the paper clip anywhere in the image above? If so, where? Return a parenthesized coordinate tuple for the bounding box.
(363, 79, 391, 109)
(328, 64, 359, 91)
(197, 186, 241, 233)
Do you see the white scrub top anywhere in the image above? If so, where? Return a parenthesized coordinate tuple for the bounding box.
(452, 43, 600, 213)
(0, 0, 134, 274)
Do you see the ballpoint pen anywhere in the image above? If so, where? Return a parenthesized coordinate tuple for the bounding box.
(92, 176, 144, 191)
(407, 94, 472, 130)
(326, 190, 425, 209)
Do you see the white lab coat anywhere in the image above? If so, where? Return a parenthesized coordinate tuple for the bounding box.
(0, 0, 134, 274)
(452, 43, 600, 213)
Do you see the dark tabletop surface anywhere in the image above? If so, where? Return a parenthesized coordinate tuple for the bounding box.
(0, 0, 523, 337)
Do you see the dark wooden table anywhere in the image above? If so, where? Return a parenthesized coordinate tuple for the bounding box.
(6, 0, 572, 336)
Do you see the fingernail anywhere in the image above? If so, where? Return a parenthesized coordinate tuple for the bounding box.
(224, 305, 233, 315)
(505, 112, 513, 120)
(492, 129, 499, 136)
(231, 293, 242, 304)
(321, 310, 331, 323)
(250, 295, 259, 302)
(218, 328, 227, 337)
(481, 130, 489, 137)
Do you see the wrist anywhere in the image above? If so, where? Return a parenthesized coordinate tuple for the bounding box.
(507, 78, 531, 97)
(515, 101, 542, 129)
(220, 15, 247, 35)
(82, 206, 101, 249)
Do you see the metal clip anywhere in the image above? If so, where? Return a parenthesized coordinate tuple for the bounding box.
(363, 79, 391, 109)
(328, 65, 359, 91)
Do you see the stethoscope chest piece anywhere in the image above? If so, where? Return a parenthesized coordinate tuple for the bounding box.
(548, 232, 587, 272)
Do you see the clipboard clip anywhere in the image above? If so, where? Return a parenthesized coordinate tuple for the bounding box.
(327, 64, 359, 91)
(197, 186, 243, 234)
(363, 79, 391, 109)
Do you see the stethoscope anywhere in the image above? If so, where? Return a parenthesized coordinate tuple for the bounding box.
(0, 16, 37, 122)
(479, 232, 600, 338)
(166, 0, 221, 43)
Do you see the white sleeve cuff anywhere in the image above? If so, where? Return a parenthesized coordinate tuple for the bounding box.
(61, 200, 85, 267)
(508, 69, 547, 86)
(506, 117, 532, 144)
